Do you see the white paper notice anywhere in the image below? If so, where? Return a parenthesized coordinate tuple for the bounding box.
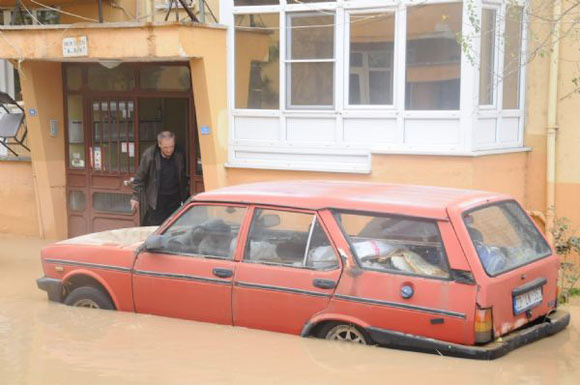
(93, 147, 102, 170)
(121, 142, 128, 153)
(128, 143, 135, 158)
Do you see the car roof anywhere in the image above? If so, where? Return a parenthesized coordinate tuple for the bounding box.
(194, 180, 508, 220)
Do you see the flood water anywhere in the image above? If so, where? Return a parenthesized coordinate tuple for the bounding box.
(1, 235, 579, 385)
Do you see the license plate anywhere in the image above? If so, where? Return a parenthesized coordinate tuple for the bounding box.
(513, 287, 543, 314)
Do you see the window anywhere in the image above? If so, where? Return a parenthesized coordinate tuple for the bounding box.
(67, 95, 85, 168)
(348, 12, 395, 105)
(479, 8, 497, 106)
(140, 66, 191, 91)
(158, 205, 247, 259)
(464, 201, 551, 276)
(335, 211, 450, 279)
(502, 5, 524, 109)
(235, 13, 280, 109)
(405, 3, 462, 110)
(286, 13, 335, 108)
(244, 208, 339, 270)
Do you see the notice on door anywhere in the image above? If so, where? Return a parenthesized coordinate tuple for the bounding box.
(93, 147, 102, 170)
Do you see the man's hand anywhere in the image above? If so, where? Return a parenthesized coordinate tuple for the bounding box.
(130, 199, 139, 212)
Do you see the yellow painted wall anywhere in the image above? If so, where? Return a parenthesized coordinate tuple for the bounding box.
(18, 61, 67, 239)
(0, 160, 39, 236)
(224, 153, 529, 206)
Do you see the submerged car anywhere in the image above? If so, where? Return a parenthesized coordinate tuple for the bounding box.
(37, 181, 570, 359)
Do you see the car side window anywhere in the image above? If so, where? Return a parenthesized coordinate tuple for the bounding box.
(244, 208, 339, 270)
(156, 205, 246, 259)
(335, 211, 450, 279)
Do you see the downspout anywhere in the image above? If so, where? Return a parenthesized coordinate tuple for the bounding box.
(546, 0, 562, 243)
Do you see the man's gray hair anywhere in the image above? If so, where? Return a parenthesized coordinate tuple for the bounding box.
(157, 131, 175, 143)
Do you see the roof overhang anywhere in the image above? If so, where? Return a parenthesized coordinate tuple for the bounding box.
(0, 21, 227, 62)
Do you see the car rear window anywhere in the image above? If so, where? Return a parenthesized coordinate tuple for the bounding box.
(334, 211, 450, 279)
(463, 201, 552, 276)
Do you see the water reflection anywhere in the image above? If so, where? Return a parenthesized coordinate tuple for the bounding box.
(0, 236, 578, 385)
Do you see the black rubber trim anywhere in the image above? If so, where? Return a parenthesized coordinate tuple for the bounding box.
(133, 270, 232, 285)
(512, 277, 548, 297)
(44, 259, 131, 273)
(366, 310, 570, 360)
(235, 281, 331, 298)
(334, 294, 466, 319)
(36, 276, 63, 302)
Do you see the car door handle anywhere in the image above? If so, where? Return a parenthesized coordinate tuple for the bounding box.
(212, 268, 233, 278)
(313, 279, 336, 290)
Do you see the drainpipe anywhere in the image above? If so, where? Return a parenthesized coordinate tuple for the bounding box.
(546, 0, 562, 243)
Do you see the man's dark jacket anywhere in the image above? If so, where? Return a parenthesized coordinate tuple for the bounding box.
(131, 145, 189, 222)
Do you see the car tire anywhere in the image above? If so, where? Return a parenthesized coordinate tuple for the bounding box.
(317, 322, 371, 345)
(64, 286, 115, 310)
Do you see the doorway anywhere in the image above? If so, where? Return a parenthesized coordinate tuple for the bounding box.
(64, 63, 204, 237)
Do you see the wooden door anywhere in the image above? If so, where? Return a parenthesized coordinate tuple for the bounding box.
(87, 98, 139, 232)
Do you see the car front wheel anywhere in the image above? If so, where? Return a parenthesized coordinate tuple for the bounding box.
(318, 323, 370, 345)
(64, 286, 115, 310)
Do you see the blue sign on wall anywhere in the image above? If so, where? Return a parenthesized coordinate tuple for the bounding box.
(200, 125, 211, 135)
(28, 108, 37, 116)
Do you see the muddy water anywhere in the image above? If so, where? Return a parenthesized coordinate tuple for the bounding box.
(1, 236, 579, 385)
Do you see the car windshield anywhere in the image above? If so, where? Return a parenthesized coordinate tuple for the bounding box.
(464, 201, 552, 276)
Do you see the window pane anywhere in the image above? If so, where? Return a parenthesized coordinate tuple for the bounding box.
(479, 9, 496, 105)
(289, 14, 334, 60)
(289, 62, 334, 106)
(406, 3, 462, 110)
(235, 14, 280, 109)
(160, 205, 246, 259)
(66, 66, 82, 91)
(68, 191, 86, 212)
(465, 202, 551, 276)
(67, 95, 85, 168)
(140, 66, 191, 91)
(93, 192, 132, 214)
(88, 64, 135, 91)
(502, 6, 523, 109)
(349, 12, 394, 105)
(245, 209, 314, 268)
(335, 212, 450, 279)
(306, 219, 339, 270)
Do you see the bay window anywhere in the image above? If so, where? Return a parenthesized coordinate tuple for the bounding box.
(228, 1, 529, 171)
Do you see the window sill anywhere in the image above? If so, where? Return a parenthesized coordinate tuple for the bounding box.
(0, 155, 31, 162)
(370, 147, 531, 157)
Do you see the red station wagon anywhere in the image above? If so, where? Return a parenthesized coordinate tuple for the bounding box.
(37, 181, 570, 359)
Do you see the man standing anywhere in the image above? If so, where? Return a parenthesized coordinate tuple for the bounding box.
(130, 131, 189, 226)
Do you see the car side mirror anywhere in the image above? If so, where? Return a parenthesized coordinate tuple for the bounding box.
(144, 234, 165, 251)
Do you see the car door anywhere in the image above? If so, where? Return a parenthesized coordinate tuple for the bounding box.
(132, 203, 248, 325)
(232, 206, 343, 334)
(326, 211, 477, 345)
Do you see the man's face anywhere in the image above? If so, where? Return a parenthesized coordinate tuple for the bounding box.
(159, 138, 175, 158)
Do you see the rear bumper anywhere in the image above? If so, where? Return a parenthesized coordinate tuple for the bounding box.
(366, 309, 570, 360)
(36, 276, 63, 302)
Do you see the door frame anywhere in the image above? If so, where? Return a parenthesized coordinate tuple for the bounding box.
(63, 62, 201, 236)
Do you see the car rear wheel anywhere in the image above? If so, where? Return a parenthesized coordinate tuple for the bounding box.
(64, 286, 115, 310)
(318, 323, 370, 345)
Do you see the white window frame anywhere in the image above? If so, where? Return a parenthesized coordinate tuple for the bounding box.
(285, 11, 337, 110)
(344, 8, 397, 110)
(225, 0, 530, 172)
(478, 4, 500, 109)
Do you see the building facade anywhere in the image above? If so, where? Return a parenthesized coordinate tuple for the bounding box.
(0, 0, 578, 240)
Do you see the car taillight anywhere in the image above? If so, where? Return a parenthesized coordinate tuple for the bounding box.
(475, 307, 493, 344)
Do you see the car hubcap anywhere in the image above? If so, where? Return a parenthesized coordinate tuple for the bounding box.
(326, 325, 367, 344)
(73, 299, 100, 308)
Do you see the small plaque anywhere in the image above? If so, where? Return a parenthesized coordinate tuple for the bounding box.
(28, 108, 37, 116)
(63, 36, 88, 57)
(50, 120, 58, 137)
(200, 125, 211, 135)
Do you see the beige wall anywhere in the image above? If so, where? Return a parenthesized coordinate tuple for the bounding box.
(0, 160, 39, 236)
(18, 61, 67, 239)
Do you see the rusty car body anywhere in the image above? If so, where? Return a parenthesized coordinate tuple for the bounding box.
(37, 181, 570, 359)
